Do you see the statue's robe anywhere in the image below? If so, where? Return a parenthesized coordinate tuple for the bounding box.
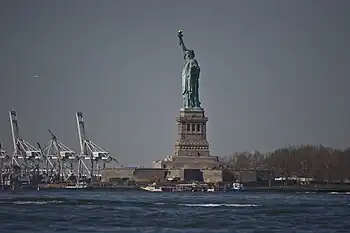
(182, 58, 200, 108)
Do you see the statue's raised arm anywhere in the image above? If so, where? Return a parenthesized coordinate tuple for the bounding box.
(177, 30, 188, 53)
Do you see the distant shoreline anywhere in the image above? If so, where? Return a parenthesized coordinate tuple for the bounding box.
(3, 184, 350, 193)
(241, 186, 350, 193)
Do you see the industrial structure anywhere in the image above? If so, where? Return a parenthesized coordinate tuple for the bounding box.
(9, 110, 43, 185)
(75, 112, 121, 181)
(0, 142, 10, 188)
(40, 129, 78, 182)
(0, 110, 121, 189)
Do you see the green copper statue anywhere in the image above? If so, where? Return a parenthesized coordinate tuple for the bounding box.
(178, 30, 201, 109)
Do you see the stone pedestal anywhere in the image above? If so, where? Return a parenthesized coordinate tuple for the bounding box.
(163, 108, 219, 169)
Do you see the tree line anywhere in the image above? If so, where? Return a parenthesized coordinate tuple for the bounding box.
(222, 145, 350, 183)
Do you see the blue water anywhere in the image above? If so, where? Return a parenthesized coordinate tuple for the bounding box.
(0, 190, 349, 232)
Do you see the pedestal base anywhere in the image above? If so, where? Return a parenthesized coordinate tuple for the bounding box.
(167, 107, 219, 169)
(163, 155, 219, 169)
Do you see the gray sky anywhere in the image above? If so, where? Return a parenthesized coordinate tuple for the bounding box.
(0, 0, 349, 166)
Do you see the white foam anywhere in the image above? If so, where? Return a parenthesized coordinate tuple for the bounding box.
(13, 201, 63, 205)
(178, 203, 260, 207)
(154, 202, 165, 205)
(329, 192, 350, 195)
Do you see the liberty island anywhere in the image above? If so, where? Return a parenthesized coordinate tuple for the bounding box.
(0, 29, 223, 191)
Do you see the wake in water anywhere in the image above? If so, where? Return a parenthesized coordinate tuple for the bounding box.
(178, 203, 261, 207)
(0, 196, 260, 208)
(12, 201, 64, 205)
(329, 192, 350, 195)
(0, 191, 349, 233)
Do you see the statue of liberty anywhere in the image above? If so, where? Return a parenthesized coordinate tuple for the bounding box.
(177, 30, 201, 109)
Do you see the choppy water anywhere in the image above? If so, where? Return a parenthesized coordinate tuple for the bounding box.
(0, 190, 349, 233)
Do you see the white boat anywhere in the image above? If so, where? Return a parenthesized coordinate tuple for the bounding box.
(140, 183, 163, 192)
(65, 182, 88, 189)
(231, 182, 244, 191)
(207, 187, 215, 192)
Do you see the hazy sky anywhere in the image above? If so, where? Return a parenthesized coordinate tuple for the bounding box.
(0, 0, 349, 166)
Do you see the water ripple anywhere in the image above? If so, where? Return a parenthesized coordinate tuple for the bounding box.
(0, 190, 349, 232)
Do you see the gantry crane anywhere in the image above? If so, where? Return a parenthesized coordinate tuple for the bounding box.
(76, 112, 120, 181)
(9, 110, 43, 184)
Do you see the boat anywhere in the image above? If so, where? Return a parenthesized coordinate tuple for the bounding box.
(65, 181, 88, 189)
(140, 182, 215, 193)
(140, 182, 170, 192)
(207, 187, 215, 192)
(231, 182, 244, 191)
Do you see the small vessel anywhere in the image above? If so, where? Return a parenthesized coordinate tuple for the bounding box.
(65, 181, 88, 189)
(174, 182, 207, 192)
(140, 182, 163, 192)
(231, 182, 244, 191)
(207, 187, 215, 192)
